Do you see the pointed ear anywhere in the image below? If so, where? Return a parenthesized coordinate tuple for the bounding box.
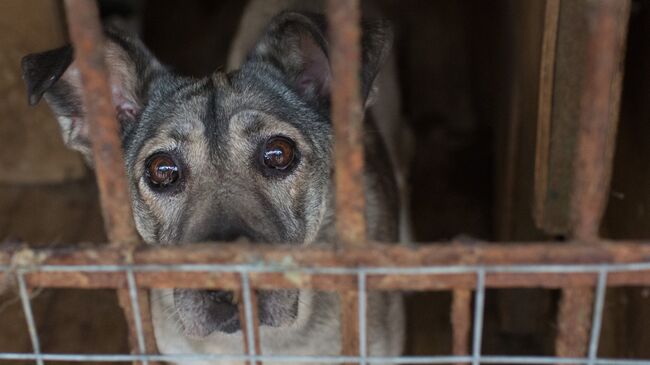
(248, 12, 393, 109)
(21, 29, 160, 161)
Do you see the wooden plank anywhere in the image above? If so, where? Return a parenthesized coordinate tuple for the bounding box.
(533, 0, 561, 233)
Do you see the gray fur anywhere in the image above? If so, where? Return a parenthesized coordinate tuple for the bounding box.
(22, 11, 404, 365)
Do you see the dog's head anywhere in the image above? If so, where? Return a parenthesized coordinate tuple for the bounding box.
(22, 12, 392, 338)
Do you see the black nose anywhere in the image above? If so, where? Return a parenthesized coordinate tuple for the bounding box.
(206, 290, 234, 304)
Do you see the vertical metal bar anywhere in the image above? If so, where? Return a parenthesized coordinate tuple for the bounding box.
(587, 270, 608, 365)
(327, 1, 364, 362)
(240, 272, 260, 365)
(62, 1, 160, 361)
(471, 270, 486, 365)
(556, 1, 631, 362)
(63, 0, 139, 246)
(116, 288, 160, 365)
(249, 288, 262, 362)
(358, 271, 367, 365)
(126, 270, 148, 365)
(16, 272, 43, 365)
(451, 289, 472, 364)
(327, 0, 366, 246)
(236, 287, 251, 357)
(340, 290, 360, 361)
(556, 287, 594, 361)
(568, 0, 631, 241)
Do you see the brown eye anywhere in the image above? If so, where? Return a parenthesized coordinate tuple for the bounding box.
(145, 153, 181, 190)
(263, 136, 296, 170)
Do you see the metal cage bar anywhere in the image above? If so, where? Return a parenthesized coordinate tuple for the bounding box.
(61, 1, 160, 363)
(327, 0, 367, 246)
(16, 272, 43, 365)
(587, 270, 608, 365)
(470, 270, 486, 365)
(4, 241, 650, 289)
(62, 0, 138, 247)
(556, 0, 631, 359)
(326, 1, 367, 363)
(451, 289, 471, 364)
(126, 270, 149, 365)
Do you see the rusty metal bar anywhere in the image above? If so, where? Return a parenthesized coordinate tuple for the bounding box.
(556, 288, 594, 361)
(568, 0, 630, 241)
(250, 289, 263, 363)
(340, 290, 360, 358)
(63, 0, 139, 246)
(556, 0, 631, 361)
(327, 0, 364, 361)
(451, 289, 471, 364)
(14, 269, 650, 291)
(3, 241, 650, 270)
(62, 1, 156, 362)
(2, 242, 650, 290)
(328, 0, 366, 247)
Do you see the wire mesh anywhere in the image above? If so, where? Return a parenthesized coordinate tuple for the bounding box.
(3, 260, 650, 364)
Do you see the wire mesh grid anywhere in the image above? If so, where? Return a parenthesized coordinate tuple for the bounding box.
(2, 259, 650, 364)
(3, 0, 644, 364)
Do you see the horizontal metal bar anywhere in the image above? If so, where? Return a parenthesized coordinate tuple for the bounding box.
(5, 262, 650, 275)
(2, 242, 650, 290)
(0, 264, 649, 293)
(2, 241, 650, 267)
(1, 353, 650, 365)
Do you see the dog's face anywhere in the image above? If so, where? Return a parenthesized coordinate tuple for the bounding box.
(22, 13, 391, 338)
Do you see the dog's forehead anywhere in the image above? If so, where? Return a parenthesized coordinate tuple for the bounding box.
(126, 69, 330, 167)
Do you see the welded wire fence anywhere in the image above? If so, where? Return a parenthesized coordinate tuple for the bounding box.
(2, 255, 650, 364)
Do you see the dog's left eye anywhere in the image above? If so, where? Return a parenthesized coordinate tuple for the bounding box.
(145, 153, 182, 191)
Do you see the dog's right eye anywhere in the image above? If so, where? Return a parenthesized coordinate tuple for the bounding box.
(145, 153, 182, 191)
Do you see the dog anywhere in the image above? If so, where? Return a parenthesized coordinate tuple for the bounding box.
(22, 10, 404, 365)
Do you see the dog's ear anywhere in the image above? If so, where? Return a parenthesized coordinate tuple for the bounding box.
(248, 12, 393, 109)
(21, 29, 161, 161)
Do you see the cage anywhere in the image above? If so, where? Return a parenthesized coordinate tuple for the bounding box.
(1, 0, 650, 364)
